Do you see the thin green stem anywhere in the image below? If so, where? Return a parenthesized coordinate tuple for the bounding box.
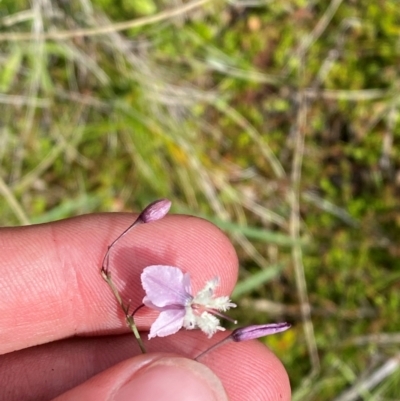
(101, 270, 147, 354)
(101, 220, 143, 273)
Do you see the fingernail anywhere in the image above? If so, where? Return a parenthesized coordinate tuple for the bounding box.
(113, 357, 228, 401)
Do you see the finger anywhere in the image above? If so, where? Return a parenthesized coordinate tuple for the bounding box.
(53, 355, 228, 401)
(0, 332, 290, 401)
(0, 214, 238, 353)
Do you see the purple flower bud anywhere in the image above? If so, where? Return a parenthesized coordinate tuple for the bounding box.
(139, 199, 172, 223)
(231, 322, 291, 342)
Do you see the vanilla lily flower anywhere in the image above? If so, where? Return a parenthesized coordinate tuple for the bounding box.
(141, 265, 237, 339)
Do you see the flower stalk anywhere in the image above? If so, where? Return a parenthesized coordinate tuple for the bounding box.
(101, 199, 171, 354)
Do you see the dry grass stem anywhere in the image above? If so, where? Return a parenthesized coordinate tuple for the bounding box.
(0, 0, 212, 42)
(0, 176, 30, 225)
(290, 88, 320, 373)
(332, 353, 400, 401)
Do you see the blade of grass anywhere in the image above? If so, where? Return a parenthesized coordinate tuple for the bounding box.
(0, 175, 30, 225)
(30, 194, 103, 224)
(214, 99, 285, 179)
(332, 353, 400, 401)
(290, 86, 320, 374)
(0, 0, 213, 42)
(232, 264, 285, 298)
(178, 210, 307, 247)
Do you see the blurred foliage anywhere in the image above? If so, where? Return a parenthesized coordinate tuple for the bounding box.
(1, 0, 400, 399)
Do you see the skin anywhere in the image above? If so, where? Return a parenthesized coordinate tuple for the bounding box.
(0, 213, 291, 401)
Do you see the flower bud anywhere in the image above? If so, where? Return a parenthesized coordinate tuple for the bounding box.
(231, 322, 291, 342)
(139, 199, 172, 223)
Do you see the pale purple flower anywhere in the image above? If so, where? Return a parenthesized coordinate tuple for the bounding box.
(141, 265, 236, 339)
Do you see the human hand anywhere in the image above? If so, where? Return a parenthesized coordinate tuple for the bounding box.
(0, 213, 291, 401)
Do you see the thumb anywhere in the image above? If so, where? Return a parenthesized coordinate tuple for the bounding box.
(53, 353, 229, 401)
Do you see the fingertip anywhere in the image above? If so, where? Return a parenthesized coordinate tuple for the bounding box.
(199, 338, 291, 401)
(113, 357, 228, 401)
(161, 215, 239, 293)
(146, 330, 291, 401)
(53, 355, 229, 401)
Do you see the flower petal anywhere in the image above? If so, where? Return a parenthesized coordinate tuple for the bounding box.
(141, 265, 192, 308)
(148, 309, 186, 339)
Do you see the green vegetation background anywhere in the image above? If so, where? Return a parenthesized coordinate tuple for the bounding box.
(1, 0, 400, 399)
